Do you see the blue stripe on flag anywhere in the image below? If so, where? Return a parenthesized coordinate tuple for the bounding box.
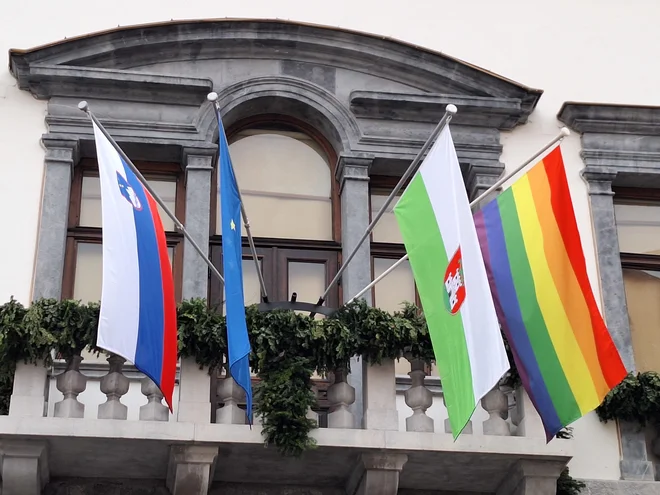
(482, 199, 562, 435)
(120, 158, 165, 386)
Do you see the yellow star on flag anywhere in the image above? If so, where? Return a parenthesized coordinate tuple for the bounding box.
(230, 219, 236, 231)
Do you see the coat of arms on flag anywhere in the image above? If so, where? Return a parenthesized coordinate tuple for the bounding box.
(444, 247, 465, 315)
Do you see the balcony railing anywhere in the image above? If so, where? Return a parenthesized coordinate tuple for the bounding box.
(1, 354, 575, 495)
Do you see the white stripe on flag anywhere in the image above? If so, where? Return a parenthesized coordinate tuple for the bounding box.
(420, 127, 509, 403)
(93, 122, 141, 364)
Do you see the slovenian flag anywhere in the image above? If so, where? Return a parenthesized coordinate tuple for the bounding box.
(92, 122, 177, 411)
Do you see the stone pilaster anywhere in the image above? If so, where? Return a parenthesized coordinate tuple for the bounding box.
(496, 460, 566, 495)
(582, 170, 635, 372)
(336, 153, 373, 429)
(34, 135, 79, 300)
(0, 440, 49, 495)
(345, 453, 408, 495)
(166, 445, 218, 495)
(181, 147, 215, 300)
(178, 147, 215, 424)
(465, 161, 504, 204)
(582, 170, 654, 481)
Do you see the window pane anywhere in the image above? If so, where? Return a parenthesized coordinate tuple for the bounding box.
(372, 257, 415, 312)
(371, 193, 403, 243)
(222, 258, 263, 312)
(73, 242, 174, 303)
(622, 268, 660, 372)
(80, 176, 177, 231)
(288, 262, 326, 303)
(73, 243, 103, 303)
(217, 130, 333, 240)
(615, 203, 660, 255)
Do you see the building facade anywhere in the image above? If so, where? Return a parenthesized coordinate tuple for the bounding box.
(1, 2, 660, 494)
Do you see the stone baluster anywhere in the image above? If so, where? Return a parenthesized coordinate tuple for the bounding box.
(404, 356, 433, 432)
(215, 367, 246, 425)
(54, 355, 87, 418)
(442, 387, 472, 434)
(327, 367, 356, 428)
(98, 355, 130, 420)
(511, 386, 545, 438)
(307, 383, 319, 426)
(140, 376, 169, 422)
(481, 384, 511, 436)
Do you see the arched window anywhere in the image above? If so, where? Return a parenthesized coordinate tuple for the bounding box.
(209, 117, 340, 309)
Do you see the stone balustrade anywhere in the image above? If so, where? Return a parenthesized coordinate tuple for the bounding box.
(7, 353, 549, 440)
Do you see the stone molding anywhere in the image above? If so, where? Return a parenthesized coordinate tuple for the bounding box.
(9, 19, 542, 117)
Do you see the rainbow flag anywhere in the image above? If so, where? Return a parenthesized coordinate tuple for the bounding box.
(473, 146, 627, 439)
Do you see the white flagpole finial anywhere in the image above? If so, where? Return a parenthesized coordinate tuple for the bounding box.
(207, 92, 219, 103)
(78, 101, 89, 113)
(446, 104, 458, 115)
(560, 127, 571, 137)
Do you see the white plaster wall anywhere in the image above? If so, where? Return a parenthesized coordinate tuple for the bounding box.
(3, 0, 657, 481)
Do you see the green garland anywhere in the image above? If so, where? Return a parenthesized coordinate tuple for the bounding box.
(0, 297, 520, 457)
(596, 371, 660, 427)
(0, 297, 590, 491)
(557, 467, 585, 495)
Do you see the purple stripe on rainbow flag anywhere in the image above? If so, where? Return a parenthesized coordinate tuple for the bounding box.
(475, 202, 562, 437)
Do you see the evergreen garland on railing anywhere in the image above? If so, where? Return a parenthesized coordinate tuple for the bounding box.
(596, 371, 660, 427)
(0, 295, 586, 492)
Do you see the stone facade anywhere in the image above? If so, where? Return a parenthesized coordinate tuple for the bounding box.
(3, 18, 659, 495)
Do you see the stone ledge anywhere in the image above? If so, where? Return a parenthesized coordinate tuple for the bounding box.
(350, 91, 526, 130)
(582, 479, 660, 495)
(558, 102, 660, 136)
(11, 64, 213, 105)
(0, 417, 572, 492)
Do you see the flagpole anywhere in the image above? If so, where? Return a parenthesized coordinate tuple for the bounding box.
(469, 127, 571, 209)
(78, 101, 226, 286)
(313, 104, 458, 309)
(208, 92, 270, 304)
(346, 127, 571, 304)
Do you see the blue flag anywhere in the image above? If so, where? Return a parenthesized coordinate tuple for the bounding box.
(216, 109, 253, 423)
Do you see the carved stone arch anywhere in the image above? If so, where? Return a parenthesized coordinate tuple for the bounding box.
(198, 76, 361, 154)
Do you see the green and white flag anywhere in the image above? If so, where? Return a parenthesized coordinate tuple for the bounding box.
(393, 125, 509, 438)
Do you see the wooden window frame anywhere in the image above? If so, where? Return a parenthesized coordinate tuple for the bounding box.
(62, 159, 186, 301)
(613, 186, 660, 271)
(208, 238, 341, 308)
(208, 115, 342, 307)
(369, 178, 421, 307)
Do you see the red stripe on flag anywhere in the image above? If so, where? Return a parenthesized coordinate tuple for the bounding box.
(144, 193, 177, 411)
(542, 147, 627, 390)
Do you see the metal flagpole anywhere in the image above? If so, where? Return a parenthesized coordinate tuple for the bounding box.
(314, 104, 458, 308)
(78, 101, 226, 286)
(346, 126, 571, 304)
(208, 92, 270, 303)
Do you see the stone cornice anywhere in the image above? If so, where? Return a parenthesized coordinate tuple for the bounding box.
(558, 101, 660, 188)
(11, 64, 213, 104)
(9, 19, 542, 115)
(558, 101, 660, 136)
(336, 153, 373, 192)
(350, 91, 528, 130)
(41, 135, 80, 166)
